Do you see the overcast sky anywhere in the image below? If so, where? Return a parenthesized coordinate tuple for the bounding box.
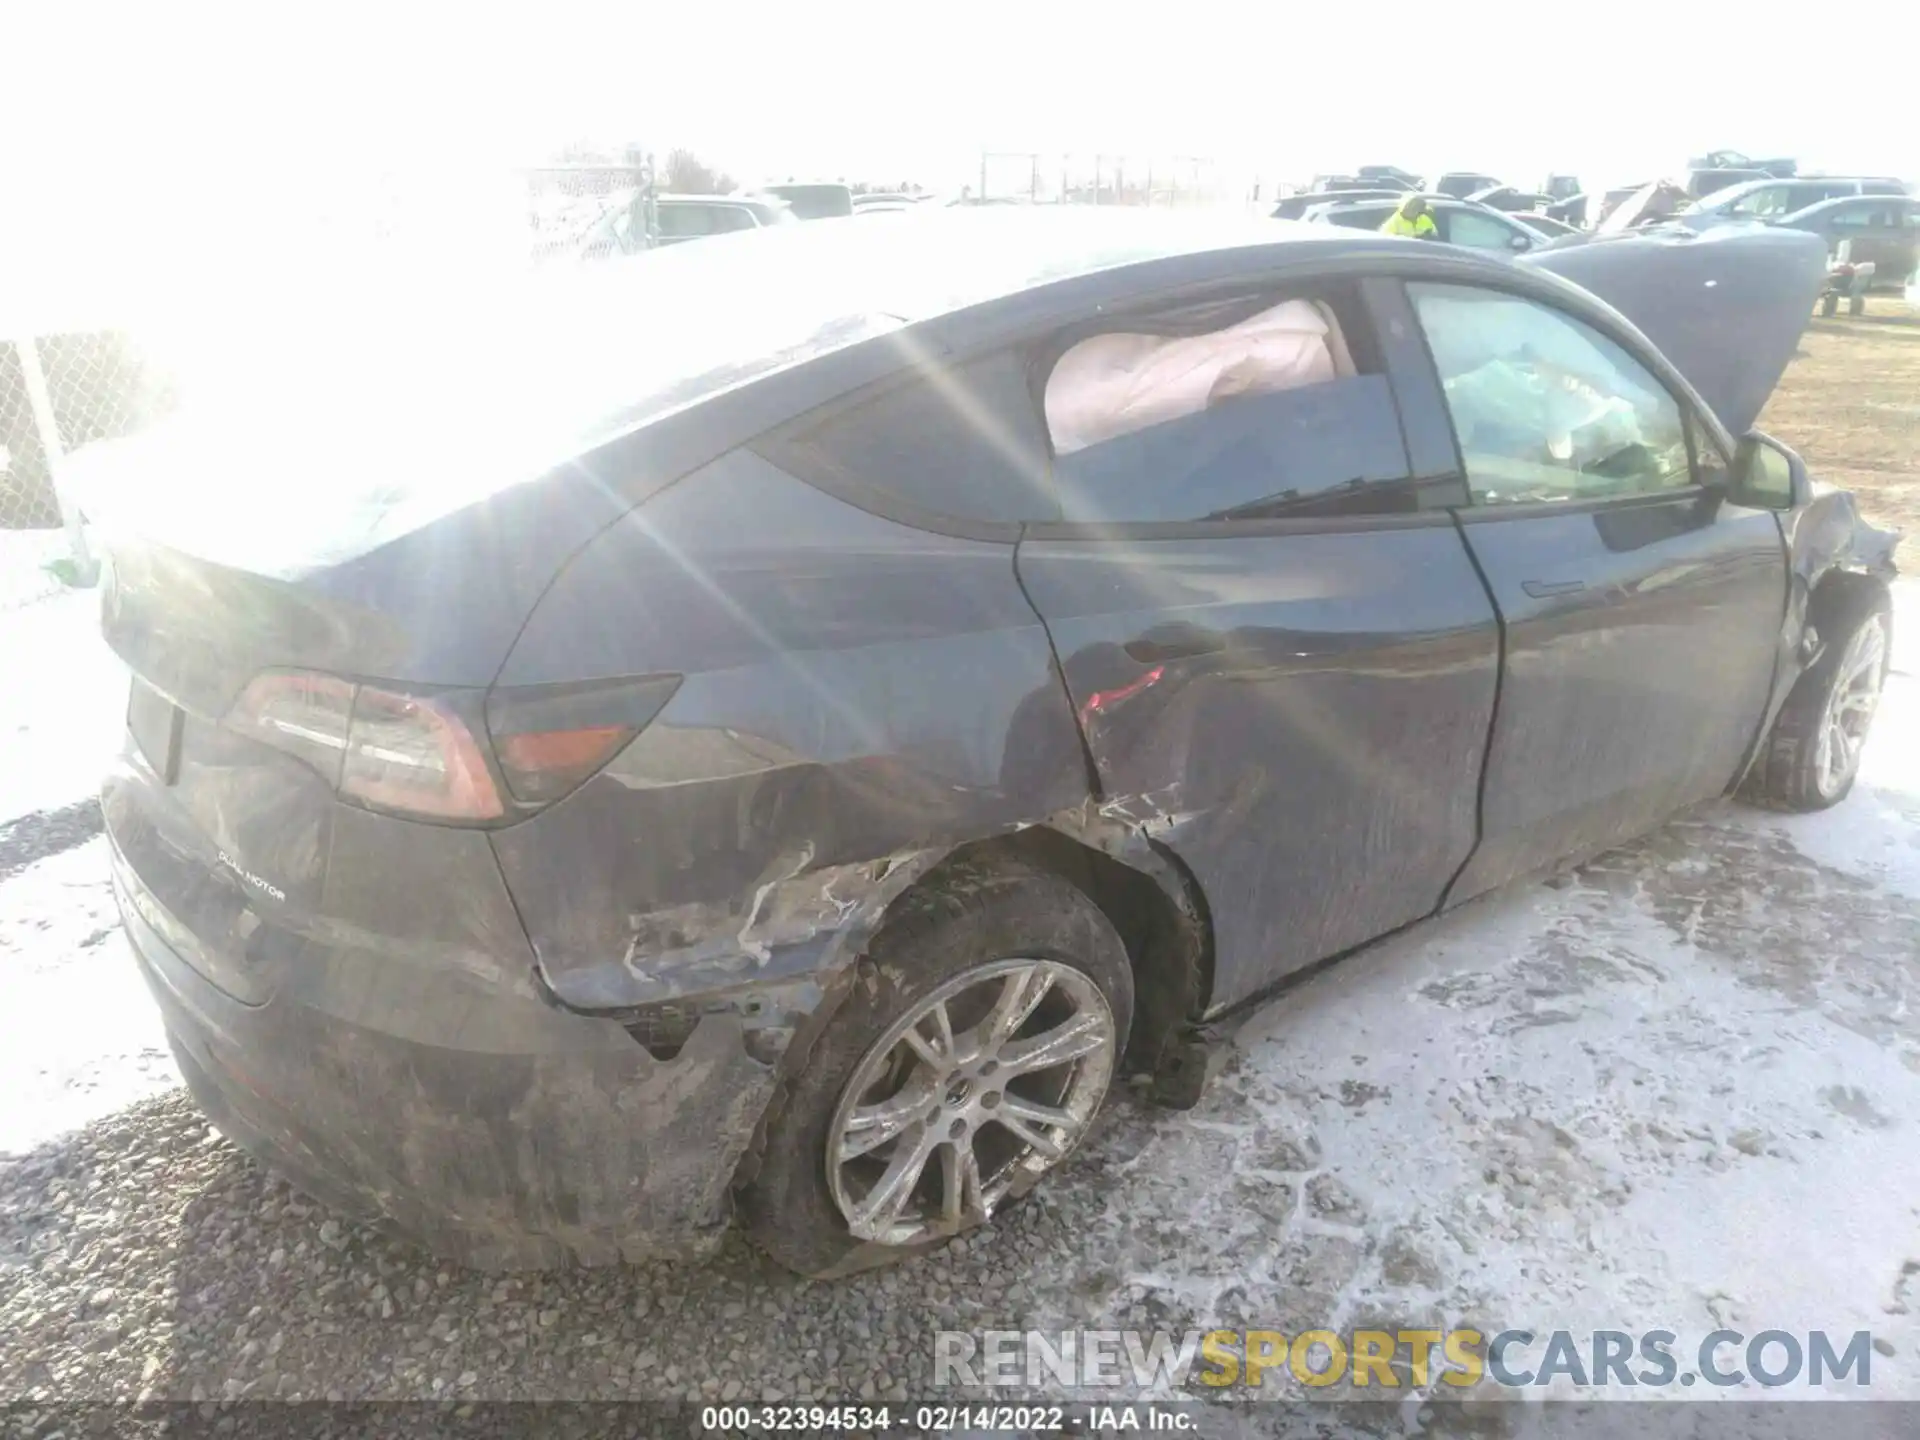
(5, 0, 1911, 225)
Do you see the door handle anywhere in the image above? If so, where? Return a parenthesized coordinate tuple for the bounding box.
(1522, 579, 1587, 599)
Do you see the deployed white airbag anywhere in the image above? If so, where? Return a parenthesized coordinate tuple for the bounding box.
(1045, 299, 1346, 455)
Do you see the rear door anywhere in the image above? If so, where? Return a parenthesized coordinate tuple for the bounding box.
(1015, 278, 1501, 1007)
(1403, 281, 1788, 902)
(1830, 200, 1917, 278)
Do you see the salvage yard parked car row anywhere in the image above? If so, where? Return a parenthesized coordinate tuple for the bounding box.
(1726, 194, 1919, 291)
(86, 210, 1896, 1279)
(1299, 194, 1554, 251)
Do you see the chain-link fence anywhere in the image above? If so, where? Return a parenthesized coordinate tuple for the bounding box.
(0, 152, 1276, 611)
(0, 162, 656, 611)
(285, 163, 654, 268)
(0, 331, 178, 608)
(525, 164, 654, 261)
(973, 152, 1244, 208)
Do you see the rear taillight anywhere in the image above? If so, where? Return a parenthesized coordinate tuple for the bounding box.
(485, 675, 682, 805)
(225, 671, 356, 782)
(339, 687, 505, 822)
(224, 670, 680, 823)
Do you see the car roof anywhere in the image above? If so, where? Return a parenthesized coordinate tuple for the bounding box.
(1470, 185, 1551, 203)
(1781, 193, 1917, 219)
(1309, 194, 1506, 215)
(1288, 187, 1406, 202)
(540, 207, 1526, 428)
(1697, 175, 1898, 207)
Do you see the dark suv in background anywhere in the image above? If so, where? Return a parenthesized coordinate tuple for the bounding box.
(1683, 176, 1910, 228)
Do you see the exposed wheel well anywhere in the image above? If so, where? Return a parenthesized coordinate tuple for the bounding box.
(1807, 568, 1889, 646)
(908, 828, 1213, 1082)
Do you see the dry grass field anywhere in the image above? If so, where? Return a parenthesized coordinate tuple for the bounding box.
(1762, 309, 1920, 574)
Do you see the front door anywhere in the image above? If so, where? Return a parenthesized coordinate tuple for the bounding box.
(1404, 281, 1788, 902)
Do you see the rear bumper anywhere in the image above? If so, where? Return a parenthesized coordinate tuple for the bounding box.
(109, 827, 778, 1270)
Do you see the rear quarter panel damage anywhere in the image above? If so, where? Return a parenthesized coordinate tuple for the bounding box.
(488, 449, 1094, 1027)
(120, 798, 780, 1270)
(165, 979, 777, 1269)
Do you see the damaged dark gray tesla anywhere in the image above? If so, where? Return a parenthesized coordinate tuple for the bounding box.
(90, 211, 1898, 1275)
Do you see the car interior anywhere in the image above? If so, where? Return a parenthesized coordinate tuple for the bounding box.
(1037, 286, 1442, 522)
(1410, 283, 1693, 505)
(1042, 297, 1355, 454)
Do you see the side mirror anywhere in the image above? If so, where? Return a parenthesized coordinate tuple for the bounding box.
(1730, 431, 1806, 510)
(1509, 232, 1533, 250)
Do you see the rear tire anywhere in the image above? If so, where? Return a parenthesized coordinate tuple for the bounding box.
(1741, 593, 1891, 812)
(738, 855, 1133, 1278)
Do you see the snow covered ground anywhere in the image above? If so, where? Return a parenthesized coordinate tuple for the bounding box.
(0, 530, 80, 613)
(0, 579, 1915, 1414)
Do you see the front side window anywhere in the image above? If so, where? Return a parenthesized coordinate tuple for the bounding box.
(1410, 283, 1693, 506)
(1728, 186, 1788, 218)
(1041, 292, 1421, 523)
(708, 205, 760, 234)
(1445, 209, 1525, 251)
(654, 204, 718, 238)
(1688, 411, 1731, 491)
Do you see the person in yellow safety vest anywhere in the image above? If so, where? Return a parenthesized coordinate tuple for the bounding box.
(1380, 195, 1439, 239)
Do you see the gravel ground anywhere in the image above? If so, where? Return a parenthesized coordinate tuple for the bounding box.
(1761, 312, 1920, 575)
(1, 584, 1917, 1428)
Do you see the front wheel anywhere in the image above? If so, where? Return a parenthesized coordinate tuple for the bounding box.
(739, 856, 1133, 1277)
(1742, 594, 1891, 811)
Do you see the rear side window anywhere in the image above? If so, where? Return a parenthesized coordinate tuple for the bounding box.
(763, 348, 1056, 527)
(1040, 290, 1423, 524)
(1823, 203, 1880, 231)
(1322, 206, 1390, 231)
(1849, 203, 1905, 229)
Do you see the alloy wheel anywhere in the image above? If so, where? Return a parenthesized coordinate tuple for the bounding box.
(1817, 615, 1887, 798)
(824, 957, 1116, 1246)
